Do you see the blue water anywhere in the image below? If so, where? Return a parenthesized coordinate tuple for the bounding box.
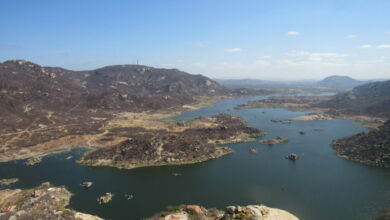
(1, 96, 389, 220)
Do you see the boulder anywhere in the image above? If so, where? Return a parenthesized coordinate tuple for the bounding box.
(97, 192, 114, 204)
(286, 153, 299, 161)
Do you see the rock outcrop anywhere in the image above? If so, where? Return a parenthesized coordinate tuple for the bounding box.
(372, 207, 390, 220)
(286, 153, 299, 161)
(0, 178, 18, 186)
(0, 182, 103, 220)
(147, 204, 299, 220)
(97, 192, 114, 204)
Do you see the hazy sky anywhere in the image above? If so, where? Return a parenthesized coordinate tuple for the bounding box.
(1, 0, 390, 79)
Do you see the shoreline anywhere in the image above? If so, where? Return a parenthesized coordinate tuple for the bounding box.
(1, 96, 264, 172)
(0, 182, 103, 219)
(78, 146, 234, 170)
(235, 96, 386, 126)
(0, 96, 224, 163)
(78, 130, 263, 170)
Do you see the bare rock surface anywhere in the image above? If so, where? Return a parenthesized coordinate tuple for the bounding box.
(147, 204, 299, 220)
(0, 182, 103, 220)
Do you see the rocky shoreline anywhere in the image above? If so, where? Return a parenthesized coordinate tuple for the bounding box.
(372, 207, 390, 220)
(79, 113, 264, 170)
(79, 147, 234, 170)
(0, 182, 102, 220)
(147, 204, 299, 220)
(259, 136, 289, 145)
(0, 178, 18, 187)
(235, 95, 386, 124)
(235, 95, 389, 168)
(332, 120, 390, 168)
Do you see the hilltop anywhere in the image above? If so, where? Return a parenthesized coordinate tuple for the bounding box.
(317, 75, 367, 90)
(0, 60, 268, 164)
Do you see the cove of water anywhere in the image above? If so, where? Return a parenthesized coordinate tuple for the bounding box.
(1, 96, 389, 220)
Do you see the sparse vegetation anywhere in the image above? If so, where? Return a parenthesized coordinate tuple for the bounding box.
(80, 113, 264, 169)
(332, 120, 390, 167)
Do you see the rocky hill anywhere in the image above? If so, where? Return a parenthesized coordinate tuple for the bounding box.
(0, 60, 224, 159)
(317, 75, 367, 90)
(0, 60, 272, 163)
(0, 60, 273, 134)
(0, 60, 226, 118)
(316, 80, 390, 118)
(332, 120, 390, 167)
(0, 60, 225, 135)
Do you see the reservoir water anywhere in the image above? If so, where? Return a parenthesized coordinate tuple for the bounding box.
(1, 96, 389, 220)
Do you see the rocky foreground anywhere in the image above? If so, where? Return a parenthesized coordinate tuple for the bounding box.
(259, 136, 289, 145)
(332, 120, 390, 167)
(372, 207, 390, 220)
(80, 113, 264, 169)
(0, 182, 102, 220)
(147, 204, 299, 220)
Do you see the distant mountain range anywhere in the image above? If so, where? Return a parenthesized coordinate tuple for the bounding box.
(217, 75, 385, 91)
(316, 75, 369, 90)
(215, 78, 318, 89)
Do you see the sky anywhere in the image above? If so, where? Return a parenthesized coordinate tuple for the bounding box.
(1, 0, 390, 80)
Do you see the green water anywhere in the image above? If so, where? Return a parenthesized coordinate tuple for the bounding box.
(1, 96, 389, 220)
